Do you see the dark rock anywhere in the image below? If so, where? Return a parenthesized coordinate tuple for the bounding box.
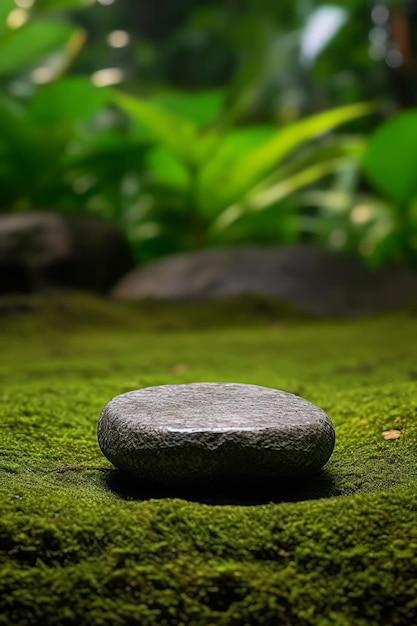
(0, 211, 133, 294)
(111, 245, 417, 317)
(97, 383, 335, 484)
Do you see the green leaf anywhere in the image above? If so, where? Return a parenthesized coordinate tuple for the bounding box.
(205, 126, 277, 166)
(363, 111, 417, 206)
(151, 90, 224, 127)
(224, 102, 374, 206)
(247, 158, 353, 211)
(114, 91, 203, 166)
(213, 158, 352, 231)
(0, 20, 77, 75)
(0, 93, 71, 208)
(0, 0, 15, 38)
(30, 76, 111, 125)
(199, 102, 374, 216)
(0, 93, 26, 122)
(197, 126, 277, 212)
(35, 0, 94, 9)
(146, 147, 190, 190)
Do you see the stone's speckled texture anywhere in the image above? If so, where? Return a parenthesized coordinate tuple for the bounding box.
(98, 383, 335, 483)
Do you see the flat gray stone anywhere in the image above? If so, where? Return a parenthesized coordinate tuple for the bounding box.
(98, 383, 335, 484)
(111, 245, 417, 317)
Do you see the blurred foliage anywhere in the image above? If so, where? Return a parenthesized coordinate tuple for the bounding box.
(114, 90, 372, 257)
(361, 111, 417, 265)
(1, 0, 417, 266)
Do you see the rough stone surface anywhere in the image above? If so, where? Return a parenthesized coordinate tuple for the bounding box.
(0, 211, 133, 294)
(97, 383, 335, 483)
(111, 245, 417, 317)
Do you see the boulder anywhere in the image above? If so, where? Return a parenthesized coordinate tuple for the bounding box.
(97, 383, 335, 484)
(111, 245, 417, 317)
(0, 211, 133, 294)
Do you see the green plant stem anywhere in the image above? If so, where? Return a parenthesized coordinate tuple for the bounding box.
(188, 164, 206, 249)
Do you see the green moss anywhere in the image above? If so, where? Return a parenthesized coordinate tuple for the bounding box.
(1, 294, 417, 625)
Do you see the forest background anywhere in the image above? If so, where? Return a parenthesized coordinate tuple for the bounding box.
(1, 0, 417, 268)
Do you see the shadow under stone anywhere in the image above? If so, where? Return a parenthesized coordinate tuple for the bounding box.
(104, 468, 339, 505)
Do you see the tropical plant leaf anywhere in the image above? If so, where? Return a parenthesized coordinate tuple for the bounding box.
(0, 20, 77, 75)
(0, 0, 15, 37)
(0, 93, 26, 122)
(29, 76, 111, 125)
(201, 125, 277, 171)
(230, 102, 373, 200)
(247, 158, 353, 211)
(35, 0, 94, 9)
(198, 102, 374, 216)
(0, 93, 72, 209)
(212, 157, 353, 230)
(151, 90, 225, 127)
(196, 126, 279, 213)
(363, 111, 417, 207)
(146, 147, 190, 190)
(114, 91, 216, 167)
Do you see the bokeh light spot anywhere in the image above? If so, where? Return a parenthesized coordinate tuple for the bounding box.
(7, 8, 28, 29)
(31, 66, 56, 84)
(15, 0, 35, 8)
(351, 204, 373, 224)
(91, 67, 124, 86)
(371, 5, 389, 26)
(107, 30, 130, 48)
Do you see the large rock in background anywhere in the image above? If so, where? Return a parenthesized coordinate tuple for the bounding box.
(0, 211, 133, 294)
(111, 245, 417, 317)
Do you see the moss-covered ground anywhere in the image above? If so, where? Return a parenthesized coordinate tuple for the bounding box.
(1, 294, 417, 625)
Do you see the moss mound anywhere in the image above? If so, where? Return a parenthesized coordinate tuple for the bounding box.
(1, 295, 417, 625)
